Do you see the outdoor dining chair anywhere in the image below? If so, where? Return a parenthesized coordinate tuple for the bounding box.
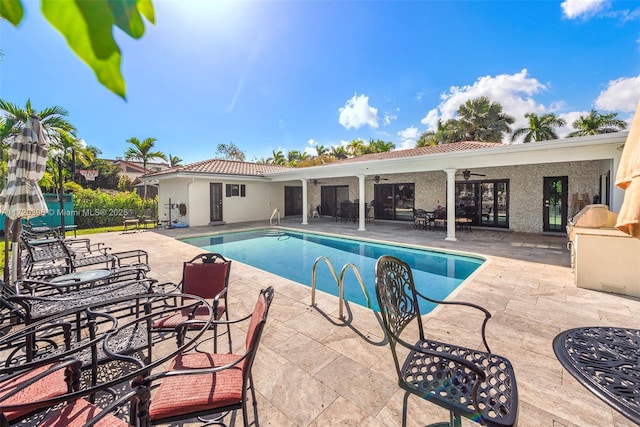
(131, 286, 274, 427)
(0, 355, 82, 425)
(0, 292, 215, 427)
(152, 252, 232, 353)
(374, 255, 519, 427)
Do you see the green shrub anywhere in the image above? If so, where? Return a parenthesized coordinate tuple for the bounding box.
(72, 188, 158, 228)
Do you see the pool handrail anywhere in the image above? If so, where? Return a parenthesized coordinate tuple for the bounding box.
(339, 263, 371, 315)
(311, 256, 371, 319)
(269, 209, 280, 226)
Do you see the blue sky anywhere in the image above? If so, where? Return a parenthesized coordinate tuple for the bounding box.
(2, 0, 640, 165)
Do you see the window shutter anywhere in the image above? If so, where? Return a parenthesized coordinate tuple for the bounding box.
(226, 184, 231, 197)
(241, 184, 246, 197)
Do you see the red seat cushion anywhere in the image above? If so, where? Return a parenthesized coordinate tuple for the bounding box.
(0, 363, 69, 421)
(151, 305, 225, 329)
(39, 398, 131, 427)
(148, 352, 244, 421)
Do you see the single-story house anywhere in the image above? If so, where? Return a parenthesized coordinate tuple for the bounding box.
(145, 132, 627, 240)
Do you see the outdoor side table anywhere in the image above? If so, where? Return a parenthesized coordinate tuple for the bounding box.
(553, 327, 640, 425)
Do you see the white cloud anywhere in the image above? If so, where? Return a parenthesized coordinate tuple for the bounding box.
(561, 0, 608, 19)
(420, 69, 549, 141)
(338, 93, 379, 130)
(397, 127, 420, 149)
(415, 69, 639, 144)
(304, 138, 318, 156)
(595, 75, 640, 112)
(383, 112, 397, 126)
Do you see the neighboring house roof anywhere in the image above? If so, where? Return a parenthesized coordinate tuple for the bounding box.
(109, 159, 171, 175)
(148, 159, 293, 178)
(332, 141, 503, 164)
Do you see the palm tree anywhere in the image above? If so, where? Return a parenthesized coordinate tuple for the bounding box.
(0, 99, 76, 145)
(347, 139, 366, 156)
(287, 150, 301, 165)
(511, 112, 566, 143)
(124, 137, 168, 199)
(267, 150, 286, 165)
(168, 154, 183, 167)
(0, 99, 79, 193)
(454, 97, 515, 142)
(329, 145, 348, 159)
(367, 138, 395, 153)
(315, 144, 328, 156)
(417, 119, 457, 146)
(567, 109, 628, 137)
(49, 130, 95, 188)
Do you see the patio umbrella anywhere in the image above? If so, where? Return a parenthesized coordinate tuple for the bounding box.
(0, 115, 50, 285)
(615, 100, 640, 238)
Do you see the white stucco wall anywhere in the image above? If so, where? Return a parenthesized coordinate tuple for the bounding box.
(159, 177, 299, 227)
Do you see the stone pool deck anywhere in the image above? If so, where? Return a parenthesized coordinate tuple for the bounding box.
(93, 217, 640, 427)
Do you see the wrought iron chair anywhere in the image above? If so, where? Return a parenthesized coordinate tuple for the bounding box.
(374, 255, 519, 427)
(152, 252, 232, 353)
(0, 356, 82, 425)
(413, 208, 429, 230)
(131, 286, 274, 427)
(0, 293, 214, 426)
(340, 200, 353, 223)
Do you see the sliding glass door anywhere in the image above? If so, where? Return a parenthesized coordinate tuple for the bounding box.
(374, 183, 415, 221)
(455, 179, 509, 228)
(321, 185, 349, 217)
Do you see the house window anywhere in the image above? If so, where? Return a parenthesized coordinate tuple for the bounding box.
(225, 184, 246, 197)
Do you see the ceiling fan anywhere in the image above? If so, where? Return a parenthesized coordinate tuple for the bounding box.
(312, 179, 328, 186)
(367, 175, 389, 183)
(459, 169, 486, 181)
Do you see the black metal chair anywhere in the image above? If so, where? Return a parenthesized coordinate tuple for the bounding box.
(374, 255, 519, 427)
(340, 200, 353, 223)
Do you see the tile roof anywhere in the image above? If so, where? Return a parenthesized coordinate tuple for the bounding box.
(149, 158, 293, 177)
(148, 141, 504, 178)
(332, 141, 505, 164)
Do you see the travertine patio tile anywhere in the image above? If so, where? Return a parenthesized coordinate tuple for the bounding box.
(273, 331, 341, 376)
(88, 221, 640, 427)
(309, 396, 387, 427)
(314, 355, 397, 418)
(254, 346, 339, 426)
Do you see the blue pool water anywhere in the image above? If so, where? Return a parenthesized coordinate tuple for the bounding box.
(181, 229, 484, 313)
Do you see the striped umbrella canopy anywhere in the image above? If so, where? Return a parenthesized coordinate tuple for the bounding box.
(0, 115, 49, 284)
(0, 114, 49, 219)
(615, 101, 640, 238)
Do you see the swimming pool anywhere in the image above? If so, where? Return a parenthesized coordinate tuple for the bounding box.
(181, 229, 484, 313)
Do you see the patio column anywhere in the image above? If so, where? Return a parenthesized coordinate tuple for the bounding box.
(444, 168, 457, 241)
(301, 178, 308, 225)
(358, 175, 366, 231)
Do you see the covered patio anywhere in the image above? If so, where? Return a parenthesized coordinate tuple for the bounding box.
(90, 218, 639, 427)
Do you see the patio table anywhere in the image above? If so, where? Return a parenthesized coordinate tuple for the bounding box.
(553, 326, 640, 425)
(48, 269, 112, 285)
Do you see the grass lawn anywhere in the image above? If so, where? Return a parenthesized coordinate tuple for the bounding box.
(0, 225, 128, 271)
